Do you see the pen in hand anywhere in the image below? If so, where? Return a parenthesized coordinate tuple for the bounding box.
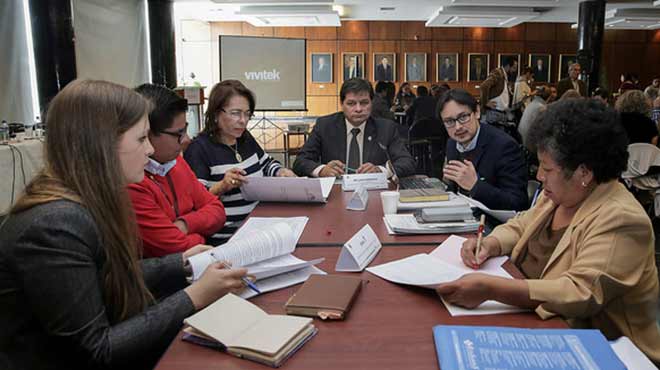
(474, 214, 486, 269)
(210, 252, 261, 294)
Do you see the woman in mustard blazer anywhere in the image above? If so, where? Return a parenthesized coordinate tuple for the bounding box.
(436, 98, 660, 364)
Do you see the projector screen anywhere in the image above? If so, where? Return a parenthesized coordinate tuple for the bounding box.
(219, 36, 306, 111)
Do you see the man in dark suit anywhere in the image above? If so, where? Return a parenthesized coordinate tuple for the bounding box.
(313, 56, 331, 82)
(439, 89, 528, 211)
(344, 56, 361, 80)
(439, 57, 456, 81)
(557, 63, 586, 97)
(532, 57, 548, 83)
(375, 56, 393, 81)
(293, 78, 415, 178)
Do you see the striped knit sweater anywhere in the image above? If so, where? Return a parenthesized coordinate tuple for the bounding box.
(183, 132, 282, 242)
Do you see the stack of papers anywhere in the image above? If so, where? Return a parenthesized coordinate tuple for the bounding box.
(457, 193, 518, 223)
(188, 217, 326, 298)
(366, 235, 525, 316)
(383, 214, 480, 234)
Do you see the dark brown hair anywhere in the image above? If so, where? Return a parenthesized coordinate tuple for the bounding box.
(203, 80, 255, 142)
(11, 79, 154, 323)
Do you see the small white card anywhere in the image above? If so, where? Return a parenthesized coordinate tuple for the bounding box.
(335, 224, 382, 272)
(346, 185, 369, 211)
(341, 172, 388, 191)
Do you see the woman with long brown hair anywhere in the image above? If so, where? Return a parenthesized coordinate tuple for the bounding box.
(0, 80, 248, 369)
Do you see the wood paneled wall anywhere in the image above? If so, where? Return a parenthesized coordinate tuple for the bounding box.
(211, 21, 660, 117)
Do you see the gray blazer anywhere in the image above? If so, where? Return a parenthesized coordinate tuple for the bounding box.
(0, 200, 195, 370)
(293, 112, 416, 177)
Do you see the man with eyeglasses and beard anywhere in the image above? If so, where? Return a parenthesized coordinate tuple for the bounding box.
(128, 84, 227, 257)
(440, 89, 528, 211)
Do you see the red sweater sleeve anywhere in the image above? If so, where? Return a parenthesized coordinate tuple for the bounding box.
(128, 181, 206, 258)
(176, 159, 226, 236)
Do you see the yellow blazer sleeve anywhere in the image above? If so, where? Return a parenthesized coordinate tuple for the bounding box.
(526, 200, 654, 319)
(489, 193, 553, 255)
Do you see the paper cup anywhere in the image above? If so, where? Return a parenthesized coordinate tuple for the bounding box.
(380, 191, 400, 215)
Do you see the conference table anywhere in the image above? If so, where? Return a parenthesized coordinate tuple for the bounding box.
(154, 185, 568, 370)
(251, 184, 472, 246)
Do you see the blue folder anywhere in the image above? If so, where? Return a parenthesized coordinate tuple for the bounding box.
(432, 325, 625, 370)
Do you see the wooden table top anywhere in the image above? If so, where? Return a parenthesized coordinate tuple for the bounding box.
(250, 185, 473, 247)
(154, 246, 566, 370)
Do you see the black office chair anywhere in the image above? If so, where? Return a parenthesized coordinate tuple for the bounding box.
(408, 117, 448, 177)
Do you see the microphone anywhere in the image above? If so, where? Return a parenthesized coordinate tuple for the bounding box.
(377, 141, 399, 183)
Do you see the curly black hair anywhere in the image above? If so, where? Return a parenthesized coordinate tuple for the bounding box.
(527, 98, 629, 183)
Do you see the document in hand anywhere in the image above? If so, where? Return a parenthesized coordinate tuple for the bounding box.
(433, 325, 626, 370)
(240, 176, 335, 203)
(187, 220, 324, 296)
(383, 214, 480, 234)
(366, 235, 524, 316)
(183, 293, 317, 368)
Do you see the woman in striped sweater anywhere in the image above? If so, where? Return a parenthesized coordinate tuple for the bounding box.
(184, 80, 295, 242)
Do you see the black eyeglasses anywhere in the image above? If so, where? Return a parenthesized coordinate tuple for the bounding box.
(442, 112, 473, 128)
(159, 122, 189, 144)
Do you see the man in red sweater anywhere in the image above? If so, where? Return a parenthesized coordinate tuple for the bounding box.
(129, 84, 226, 257)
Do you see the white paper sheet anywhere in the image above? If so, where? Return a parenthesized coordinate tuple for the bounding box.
(367, 235, 528, 316)
(610, 337, 659, 370)
(240, 266, 327, 300)
(239, 176, 333, 203)
(231, 217, 309, 244)
(188, 222, 296, 280)
(429, 235, 510, 277)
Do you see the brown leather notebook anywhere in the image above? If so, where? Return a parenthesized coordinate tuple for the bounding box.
(284, 274, 362, 320)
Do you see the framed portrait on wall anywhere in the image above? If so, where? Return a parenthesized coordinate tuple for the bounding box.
(558, 54, 577, 81)
(311, 53, 332, 83)
(498, 53, 521, 83)
(467, 53, 489, 81)
(404, 53, 426, 82)
(436, 53, 459, 82)
(342, 52, 364, 80)
(528, 54, 551, 83)
(373, 52, 396, 82)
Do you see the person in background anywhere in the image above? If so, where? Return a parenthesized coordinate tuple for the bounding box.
(512, 66, 534, 111)
(440, 89, 528, 211)
(559, 89, 581, 101)
(293, 78, 415, 178)
(651, 96, 660, 128)
(128, 84, 226, 257)
(184, 80, 296, 242)
(394, 82, 416, 112)
(0, 80, 248, 369)
(591, 87, 610, 106)
(557, 63, 585, 97)
(371, 80, 396, 121)
(436, 98, 660, 365)
(518, 86, 551, 150)
(406, 85, 437, 126)
(644, 77, 659, 99)
(479, 56, 518, 126)
(618, 73, 636, 95)
(615, 89, 659, 145)
(547, 86, 558, 103)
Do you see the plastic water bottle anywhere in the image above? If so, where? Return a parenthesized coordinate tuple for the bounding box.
(0, 120, 9, 142)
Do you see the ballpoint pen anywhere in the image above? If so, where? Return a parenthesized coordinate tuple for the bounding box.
(475, 214, 486, 268)
(210, 252, 261, 294)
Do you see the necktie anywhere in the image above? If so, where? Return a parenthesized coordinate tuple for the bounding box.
(348, 128, 361, 171)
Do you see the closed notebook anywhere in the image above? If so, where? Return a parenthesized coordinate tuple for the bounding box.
(284, 274, 362, 320)
(183, 293, 316, 368)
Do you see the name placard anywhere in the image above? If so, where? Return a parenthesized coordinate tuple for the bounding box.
(335, 224, 382, 272)
(341, 172, 388, 191)
(346, 185, 369, 211)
